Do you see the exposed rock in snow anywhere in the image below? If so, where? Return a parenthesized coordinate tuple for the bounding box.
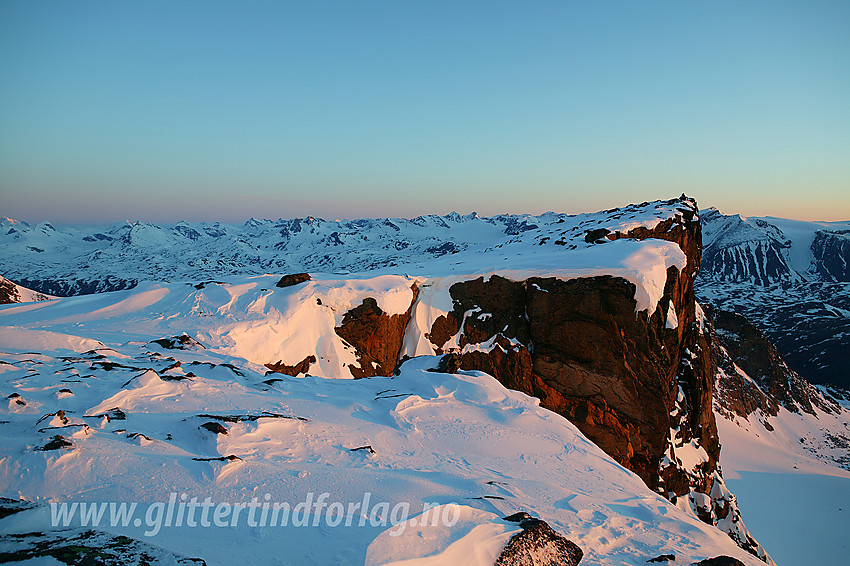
(495, 512, 583, 566)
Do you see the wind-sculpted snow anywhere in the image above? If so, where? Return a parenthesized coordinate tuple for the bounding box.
(0, 295, 765, 565)
(0, 197, 804, 564)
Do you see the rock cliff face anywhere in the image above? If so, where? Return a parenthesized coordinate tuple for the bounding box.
(334, 285, 419, 378)
(425, 199, 715, 496)
(811, 230, 850, 282)
(0, 275, 49, 304)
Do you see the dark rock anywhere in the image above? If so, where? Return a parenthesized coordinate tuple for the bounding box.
(265, 355, 316, 376)
(126, 432, 152, 442)
(0, 276, 20, 304)
(711, 307, 838, 416)
(693, 557, 745, 566)
(151, 334, 205, 350)
(584, 227, 611, 243)
(200, 422, 228, 435)
(349, 445, 375, 454)
(811, 230, 850, 282)
(39, 435, 73, 451)
(495, 514, 583, 566)
(192, 455, 242, 462)
(86, 407, 126, 421)
(275, 273, 311, 287)
(0, 497, 37, 519)
(197, 412, 308, 423)
(648, 555, 676, 562)
(502, 512, 534, 523)
(35, 410, 68, 426)
(431, 353, 462, 374)
(0, 529, 207, 565)
(192, 280, 226, 290)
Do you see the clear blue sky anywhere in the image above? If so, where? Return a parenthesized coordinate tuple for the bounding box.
(1, 0, 848, 223)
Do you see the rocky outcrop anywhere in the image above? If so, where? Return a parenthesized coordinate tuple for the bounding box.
(0, 276, 18, 304)
(334, 285, 419, 378)
(710, 307, 838, 417)
(151, 334, 205, 350)
(276, 273, 311, 287)
(0, 275, 48, 304)
(427, 198, 715, 497)
(422, 199, 773, 562)
(265, 355, 317, 377)
(496, 512, 583, 566)
(811, 230, 850, 282)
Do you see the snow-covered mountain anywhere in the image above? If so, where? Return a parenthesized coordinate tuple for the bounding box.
(697, 209, 850, 389)
(0, 199, 701, 298)
(699, 208, 850, 285)
(1, 196, 847, 565)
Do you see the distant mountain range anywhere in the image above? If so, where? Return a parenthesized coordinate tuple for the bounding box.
(697, 209, 850, 388)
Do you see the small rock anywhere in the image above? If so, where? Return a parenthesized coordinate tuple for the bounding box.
(200, 422, 228, 435)
(39, 435, 73, 451)
(276, 273, 311, 288)
(693, 557, 745, 566)
(648, 554, 676, 563)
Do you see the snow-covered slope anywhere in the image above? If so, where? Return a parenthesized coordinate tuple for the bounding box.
(697, 209, 850, 389)
(0, 276, 766, 565)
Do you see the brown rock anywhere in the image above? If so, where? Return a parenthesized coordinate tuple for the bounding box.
(426, 197, 720, 496)
(334, 285, 418, 378)
(265, 355, 316, 376)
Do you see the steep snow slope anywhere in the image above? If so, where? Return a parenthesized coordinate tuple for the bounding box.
(0, 279, 764, 565)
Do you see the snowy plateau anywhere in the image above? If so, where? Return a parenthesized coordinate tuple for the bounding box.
(0, 196, 848, 566)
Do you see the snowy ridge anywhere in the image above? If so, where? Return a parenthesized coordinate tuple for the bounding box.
(1, 198, 695, 297)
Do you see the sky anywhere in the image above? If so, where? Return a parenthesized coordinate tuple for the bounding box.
(1, 0, 848, 224)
